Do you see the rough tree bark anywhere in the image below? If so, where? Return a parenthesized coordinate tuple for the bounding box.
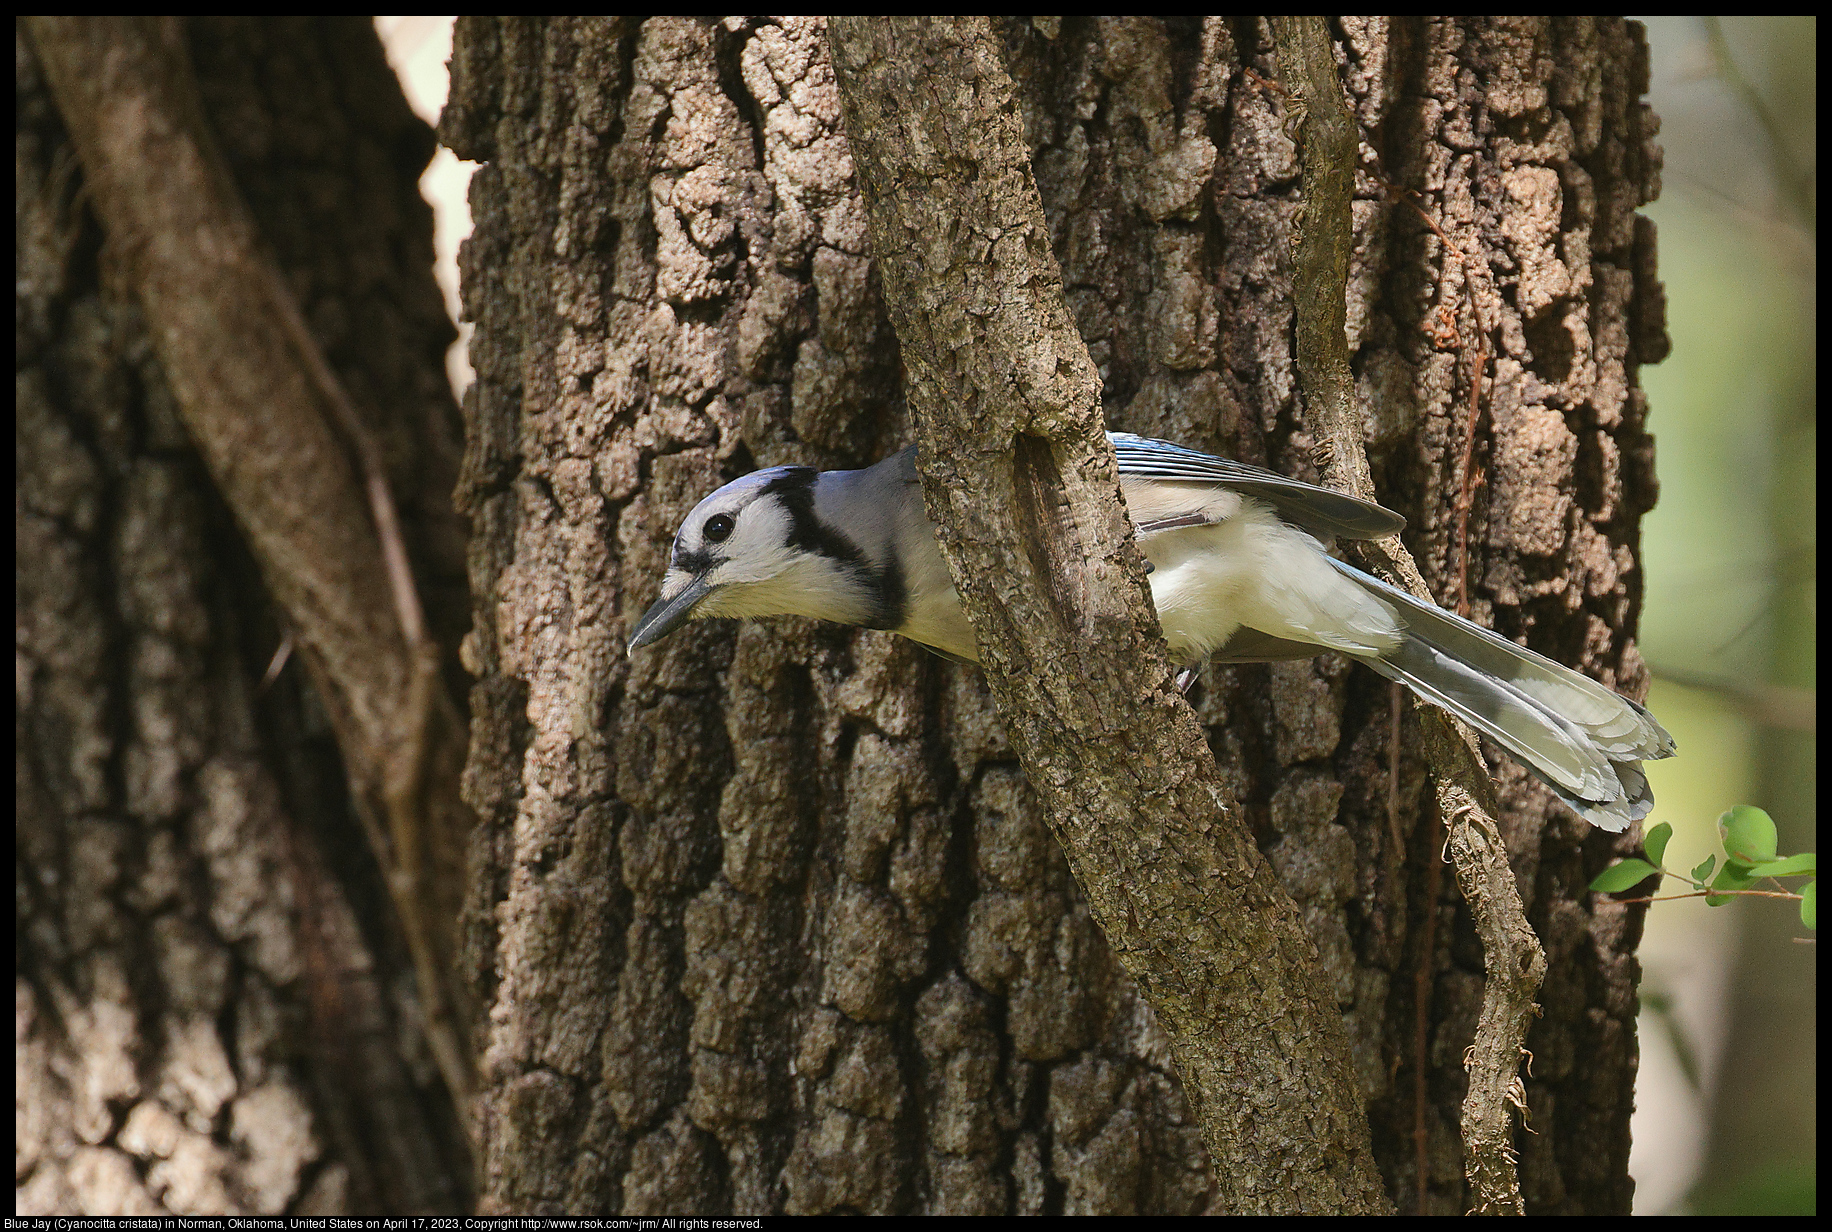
(446, 15, 1662, 1215)
(826, 16, 1385, 1212)
(1271, 17, 1549, 1213)
(17, 18, 471, 1215)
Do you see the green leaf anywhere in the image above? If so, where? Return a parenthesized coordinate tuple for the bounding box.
(1706, 860, 1760, 906)
(1590, 859, 1663, 893)
(1644, 821, 1673, 869)
(1802, 881, 1816, 930)
(1690, 854, 1717, 885)
(1720, 805, 1779, 863)
(1743, 853, 1816, 879)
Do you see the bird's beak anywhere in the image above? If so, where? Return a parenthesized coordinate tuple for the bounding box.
(629, 572, 717, 654)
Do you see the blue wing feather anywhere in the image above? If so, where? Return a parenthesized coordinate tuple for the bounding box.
(1108, 432, 1405, 541)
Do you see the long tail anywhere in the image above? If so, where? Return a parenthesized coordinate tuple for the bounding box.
(1328, 558, 1675, 832)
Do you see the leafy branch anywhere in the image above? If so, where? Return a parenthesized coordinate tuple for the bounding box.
(1591, 807, 1816, 931)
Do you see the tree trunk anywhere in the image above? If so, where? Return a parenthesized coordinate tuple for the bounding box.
(825, 16, 1388, 1213)
(17, 18, 470, 1215)
(446, 15, 1662, 1215)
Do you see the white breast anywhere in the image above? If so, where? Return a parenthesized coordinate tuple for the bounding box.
(1140, 499, 1401, 664)
(889, 486, 1401, 669)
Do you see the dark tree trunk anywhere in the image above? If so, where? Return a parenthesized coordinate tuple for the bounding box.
(17, 18, 470, 1215)
(444, 15, 1663, 1215)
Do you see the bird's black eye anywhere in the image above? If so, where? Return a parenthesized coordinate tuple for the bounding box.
(703, 513, 735, 544)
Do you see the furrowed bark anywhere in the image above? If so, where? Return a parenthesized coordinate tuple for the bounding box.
(28, 15, 478, 1136)
(1271, 16, 1545, 1214)
(444, 16, 1661, 1213)
(829, 16, 1388, 1213)
(19, 16, 473, 1213)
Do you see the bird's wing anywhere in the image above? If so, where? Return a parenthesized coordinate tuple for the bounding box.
(1206, 626, 1333, 663)
(1108, 433, 1405, 541)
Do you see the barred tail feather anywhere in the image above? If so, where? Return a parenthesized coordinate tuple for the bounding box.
(1329, 558, 1673, 832)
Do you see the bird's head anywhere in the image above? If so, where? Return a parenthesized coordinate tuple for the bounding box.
(630, 465, 886, 652)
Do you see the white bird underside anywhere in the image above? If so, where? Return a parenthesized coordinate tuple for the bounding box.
(893, 483, 1403, 667)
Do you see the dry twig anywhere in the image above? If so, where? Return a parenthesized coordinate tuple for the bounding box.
(1270, 16, 1547, 1215)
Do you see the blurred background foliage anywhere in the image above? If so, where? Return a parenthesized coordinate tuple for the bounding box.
(1631, 14, 1815, 1216)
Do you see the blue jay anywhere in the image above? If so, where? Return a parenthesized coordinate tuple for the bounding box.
(631, 433, 1673, 832)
